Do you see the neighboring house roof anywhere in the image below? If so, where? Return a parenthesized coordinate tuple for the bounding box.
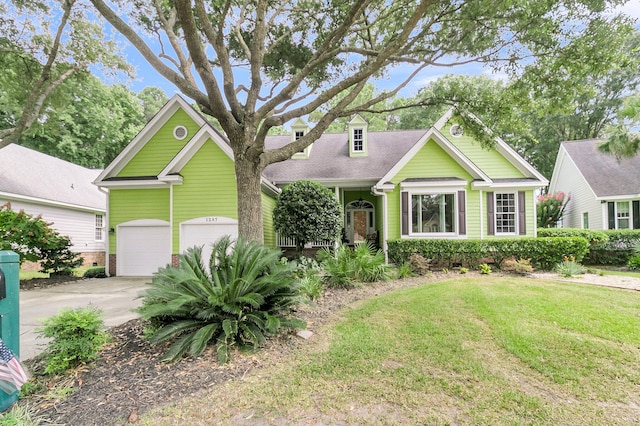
(559, 139, 640, 197)
(262, 130, 427, 184)
(0, 144, 105, 211)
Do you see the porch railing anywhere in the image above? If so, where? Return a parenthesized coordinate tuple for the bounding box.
(276, 233, 335, 248)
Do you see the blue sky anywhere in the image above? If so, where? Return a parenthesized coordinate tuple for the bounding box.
(120, 2, 640, 100)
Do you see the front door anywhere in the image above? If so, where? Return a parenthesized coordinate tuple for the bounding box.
(345, 200, 375, 244)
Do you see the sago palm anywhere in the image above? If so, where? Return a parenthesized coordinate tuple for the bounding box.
(137, 236, 305, 363)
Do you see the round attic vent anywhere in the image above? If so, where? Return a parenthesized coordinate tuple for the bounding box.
(450, 124, 464, 137)
(173, 125, 188, 140)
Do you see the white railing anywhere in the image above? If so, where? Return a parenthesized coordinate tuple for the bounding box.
(276, 233, 335, 248)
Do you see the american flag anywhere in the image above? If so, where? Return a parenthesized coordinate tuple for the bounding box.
(0, 339, 28, 394)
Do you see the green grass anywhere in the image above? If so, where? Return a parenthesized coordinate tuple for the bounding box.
(141, 276, 640, 425)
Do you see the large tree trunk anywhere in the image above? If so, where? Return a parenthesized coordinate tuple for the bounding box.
(235, 155, 264, 243)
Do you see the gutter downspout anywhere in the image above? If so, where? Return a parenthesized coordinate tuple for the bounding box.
(96, 186, 110, 277)
(371, 185, 389, 264)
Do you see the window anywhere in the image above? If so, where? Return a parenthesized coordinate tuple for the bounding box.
(582, 212, 589, 229)
(617, 202, 630, 229)
(410, 193, 455, 234)
(95, 214, 104, 241)
(495, 193, 516, 234)
(352, 128, 364, 152)
(173, 125, 188, 140)
(294, 130, 304, 140)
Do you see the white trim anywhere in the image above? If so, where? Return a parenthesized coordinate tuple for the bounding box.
(479, 190, 484, 239)
(406, 190, 460, 237)
(371, 185, 388, 263)
(94, 180, 170, 189)
(596, 194, 640, 201)
(173, 125, 188, 140)
(450, 124, 464, 137)
(432, 107, 455, 131)
(550, 144, 599, 201)
(493, 191, 518, 235)
(95, 95, 206, 185)
(471, 180, 543, 190)
(400, 180, 466, 189)
(0, 191, 105, 214)
(375, 128, 491, 189)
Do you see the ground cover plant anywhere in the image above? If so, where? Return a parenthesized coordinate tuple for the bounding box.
(139, 276, 640, 425)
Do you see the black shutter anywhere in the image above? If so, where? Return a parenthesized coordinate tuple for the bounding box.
(401, 192, 409, 236)
(518, 191, 526, 235)
(458, 191, 466, 235)
(608, 202, 616, 230)
(487, 192, 495, 235)
(633, 201, 640, 229)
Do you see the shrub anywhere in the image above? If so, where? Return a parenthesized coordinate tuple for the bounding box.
(459, 267, 468, 274)
(500, 258, 534, 275)
(318, 242, 391, 288)
(479, 263, 492, 274)
(407, 253, 431, 275)
(388, 237, 589, 271)
(555, 256, 585, 277)
(395, 262, 413, 279)
(137, 237, 305, 363)
(37, 307, 110, 375)
(83, 266, 107, 278)
(627, 255, 640, 270)
(298, 274, 324, 300)
(587, 230, 640, 265)
(536, 192, 570, 228)
(273, 180, 342, 254)
(537, 228, 609, 245)
(0, 202, 83, 274)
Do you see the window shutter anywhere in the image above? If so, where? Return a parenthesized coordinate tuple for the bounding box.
(633, 201, 640, 229)
(608, 202, 615, 229)
(518, 191, 526, 235)
(401, 192, 408, 236)
(458, 191, 466, 235)
(487, 192, 495, 235)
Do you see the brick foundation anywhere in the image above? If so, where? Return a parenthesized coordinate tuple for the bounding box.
(20, 252, 105, 271)
(109, 254, 117, 276)
(171, 254, 180, 267)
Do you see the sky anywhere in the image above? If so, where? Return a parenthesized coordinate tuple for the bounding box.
(119, 1, 640, 100)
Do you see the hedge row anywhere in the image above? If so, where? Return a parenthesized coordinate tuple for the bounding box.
(538, 228, 640, 265)
(387, 237, 590, 271)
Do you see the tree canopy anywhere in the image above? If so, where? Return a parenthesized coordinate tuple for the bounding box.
(45, 0, 640, 241)
(0, 0, 132, 148)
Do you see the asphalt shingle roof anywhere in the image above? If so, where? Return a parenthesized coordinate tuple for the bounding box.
(0, 144, 105, 210)
(263, 129, 427, 183)
(562, 139, 640, 197)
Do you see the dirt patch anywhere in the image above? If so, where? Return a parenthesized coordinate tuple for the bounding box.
(20, 275, 86, 291)
(18, 274, 448, 425)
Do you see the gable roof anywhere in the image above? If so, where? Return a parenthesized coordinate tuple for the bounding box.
(95, 94, 208, 184)
(558, 139, 640, 197)
(0, 144, 105, 211)
(263, 129, 428, 186)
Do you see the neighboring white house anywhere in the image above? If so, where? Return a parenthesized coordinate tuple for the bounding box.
(0, 144, 107, 266)
(549, 139, 640, 230)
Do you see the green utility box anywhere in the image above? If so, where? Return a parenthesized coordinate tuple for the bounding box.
(0, 251, 21, 411)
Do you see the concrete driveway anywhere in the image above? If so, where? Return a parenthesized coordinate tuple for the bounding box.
(19, 277, 150, 360)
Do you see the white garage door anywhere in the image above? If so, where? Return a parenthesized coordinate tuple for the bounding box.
(180, 217, 238, 265)
(117, 220, 171, 276)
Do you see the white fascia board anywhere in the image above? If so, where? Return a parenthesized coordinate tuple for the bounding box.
(273, 178, 378, 189)
(548, 145, 566, 192)
(553, 144, 599, 200)
(159, 126, 234, 178)
(95, 95, 207, 184)
(158, 175, 184, 184)
(374, 182, 396, 191)
(0, 191, 105, 213)
(94, 180, 170, 189)
(596, 194, 640, 201)
(261, 179, 281, 197)
(471, 181, 546, 190)
(494, 136, 548, 182)
(375, 128, 490, 189)
(432, 107, 455, 131)
(400, 180, 466, 189)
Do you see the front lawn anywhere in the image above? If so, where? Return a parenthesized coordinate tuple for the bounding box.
(142, 276, 640, 425)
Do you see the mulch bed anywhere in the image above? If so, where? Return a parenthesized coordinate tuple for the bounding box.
(20, 275, 86, 291)
(17, 274, 448, 425)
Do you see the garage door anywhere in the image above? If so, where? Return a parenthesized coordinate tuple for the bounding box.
(180, 217, 238, 265)
(117, 220, 171, 276)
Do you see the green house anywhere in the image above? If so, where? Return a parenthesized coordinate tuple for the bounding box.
(95, 95, 547, 276)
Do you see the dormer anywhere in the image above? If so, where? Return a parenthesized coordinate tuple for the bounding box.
(291, 118, 312, 159)
(348, 114, 368, 157)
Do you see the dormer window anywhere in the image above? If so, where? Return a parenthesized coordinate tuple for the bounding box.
(352, 128, 364, 152)
(348, 114, 368, 157)
(291, 118, 311, 159)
